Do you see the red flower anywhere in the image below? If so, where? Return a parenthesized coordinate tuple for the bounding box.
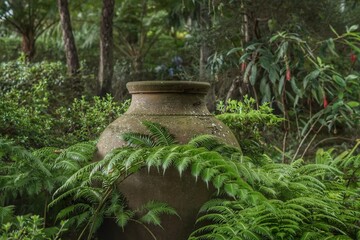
(323, 96, 328, 108)
(241, 62, 247, 72)
(286, 68, 291, 81)
(350, 53, 357, 64)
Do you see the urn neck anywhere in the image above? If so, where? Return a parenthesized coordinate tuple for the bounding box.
(125, 81, 211, 116)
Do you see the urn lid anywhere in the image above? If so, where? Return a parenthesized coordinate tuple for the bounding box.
(126, 81, 210, 94)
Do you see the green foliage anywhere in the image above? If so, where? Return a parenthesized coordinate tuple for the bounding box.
(189, 144, 360, 240)
(0, 137, 96, 219)
(51, 122, 360, 239)
(2, 121, 360, 239)
(0, 215, 68, 240)
(216, 97, 283, 157)
(0, 59, 128, 147)
(55, 95, 130, 146)
(122, 120, 176, 147)
(0, 37, 21, 62)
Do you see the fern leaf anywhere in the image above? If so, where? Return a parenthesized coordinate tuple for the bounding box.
(0, 205, 15, 225)
(212, 174, 228, 193)
(138, 201, 179, 227)
(191, 161, 205, 182)
(115, 210, 135, 229)
(122, 132, 154, 147)
(52, 161, 99, 197)
(224, 182, 239, 198)
(146, 147, 168, 172)
(142, 121, 175, 146)
(175, 156, 192, 177)
(196, 213, 227, 224)
(201, 167, 218, 187)
(162, 151, 180, 175)
(56, 203, 91, 221)
(300, 231, 322, 240)
(189, 135, 224, 150)
(240, 229, 262, 240)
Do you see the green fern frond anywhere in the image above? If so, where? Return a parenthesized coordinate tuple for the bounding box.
(201, 167, 219, 187)
(191, 160, 205, 182)
(240, 229, 262, 240)
(53, 159, 81, 171)
(52, 161, 99, 197)
(161, 151, 180, 175)
(300, 231, 322, 240)
(74, 187, 102, 204)
(138, 200, 179, 227)
(0, 205, 15, 225)
(146, 146, 168, 172)
(212, 174, 229, 193)
(56, 203, 92, 221)
(115, 209, 135, 229)
(142, 121, 176, 146)
(32, 147, 59, 163)
(297, 163, 343, 177)
(189, 224, 218, 236)
(49, 187, 82, 208)
(175, 156, 192, 177)
(189, 135, 225, 150)
(122, 132, 155, 147)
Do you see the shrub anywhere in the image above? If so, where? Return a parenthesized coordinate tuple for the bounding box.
(0, 59, 129, 148)
(216, 96, 283, 157)
(54, 95, 130, 146)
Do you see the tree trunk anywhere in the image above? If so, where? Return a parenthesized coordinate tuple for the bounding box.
(57, 0, 80, 76)
(98, 0, 115, 96)
(199, 2, 215, 112)
(21, 31, 36, 61)
(199, 2, 211, 83)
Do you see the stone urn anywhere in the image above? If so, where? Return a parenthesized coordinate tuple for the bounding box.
(96, 81, 239, 240)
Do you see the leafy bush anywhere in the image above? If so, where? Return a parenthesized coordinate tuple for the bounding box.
(0, 215, 68, 240)
(216, 97, 283, 157)
(54, 95, 130, 146)
(0, 59, 129, 147)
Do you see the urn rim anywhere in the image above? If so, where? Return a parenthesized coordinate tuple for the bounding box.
(126, 81, 210, 94)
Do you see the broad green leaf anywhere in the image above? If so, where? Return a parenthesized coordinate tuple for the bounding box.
(269, 68, 279, 84)
(332, 75, 346, 87)
(249, 64, 258, 86)
(346, 101, 360, 108)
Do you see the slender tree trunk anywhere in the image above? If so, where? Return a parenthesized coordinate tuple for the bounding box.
(199, 2, 215, 112)
(57, 0, 80, 76)
(21, 30, 36, 61)
(98, 0, 115, 96)
(199, 2, 211, 82)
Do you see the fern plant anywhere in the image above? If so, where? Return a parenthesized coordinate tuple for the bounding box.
(48, 122, 360, 239)
(189, 146, 360, 240)
(0, 138, 96, 239)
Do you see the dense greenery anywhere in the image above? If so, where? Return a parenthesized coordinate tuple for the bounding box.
(0, 59, 129, 148)
(1, 0, 360, 239)
(1, 122, 359, 239)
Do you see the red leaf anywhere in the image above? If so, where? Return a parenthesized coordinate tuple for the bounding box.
(286, 68, 291, 81)
(241, 62, 247, 72)
(323, 96, 328, 108)
(350, 53, 357, 64)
